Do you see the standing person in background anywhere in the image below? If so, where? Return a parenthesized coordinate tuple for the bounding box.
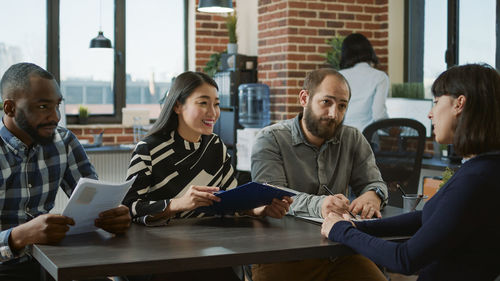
(322, 64, 500, 281)
(123, 71, 292, 281)
(339, 33, 389, 131)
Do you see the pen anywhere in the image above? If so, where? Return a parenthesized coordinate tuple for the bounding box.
(396, 184, 407, 197)
(410, 194, 424, 211)
(321, 185, 356, 219)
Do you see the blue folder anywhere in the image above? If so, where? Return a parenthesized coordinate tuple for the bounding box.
(197, 182, 296, 215)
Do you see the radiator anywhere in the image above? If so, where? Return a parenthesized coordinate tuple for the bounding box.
(52, 150, 132, 214)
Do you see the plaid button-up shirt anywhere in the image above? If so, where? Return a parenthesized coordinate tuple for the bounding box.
(0, 120, 96, 262)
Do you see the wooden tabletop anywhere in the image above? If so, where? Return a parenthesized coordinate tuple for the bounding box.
(31, 207, 405, 281)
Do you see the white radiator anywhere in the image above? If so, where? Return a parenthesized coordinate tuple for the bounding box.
(52, 150, 133, 213)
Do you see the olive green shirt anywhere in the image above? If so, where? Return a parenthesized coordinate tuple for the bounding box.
(251, 114, 388, 218)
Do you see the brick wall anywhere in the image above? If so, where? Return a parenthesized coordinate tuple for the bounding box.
(257, 0, 389, 121)
(193, 0, 389, 122)
(68, 125, 135, 146)
(194, 0, 236, 71)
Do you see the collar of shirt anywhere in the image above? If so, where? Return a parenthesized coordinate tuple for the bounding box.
(290, 113, 341, 148)
(0, 118, 32, 155)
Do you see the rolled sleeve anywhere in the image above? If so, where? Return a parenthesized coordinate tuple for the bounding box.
(0, 229, 17, 262)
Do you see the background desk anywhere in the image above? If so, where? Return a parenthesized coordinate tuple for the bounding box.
(32, 207, 405, 281)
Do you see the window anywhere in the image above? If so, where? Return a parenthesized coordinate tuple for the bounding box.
(1, 0, 186, 124)
(458, 0, 496, 65)
(60, 0, 115, 115)
(126, 0, 185, 120)
(0, 1, 47, 79)
(407, 0, 499, 97)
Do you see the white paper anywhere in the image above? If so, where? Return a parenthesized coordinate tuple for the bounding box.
(62, 176, 136, 235)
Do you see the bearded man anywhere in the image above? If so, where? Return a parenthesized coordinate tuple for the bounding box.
(250, 68, 388, 281)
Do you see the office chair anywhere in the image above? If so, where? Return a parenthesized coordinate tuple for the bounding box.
(363, 118, 426, 207)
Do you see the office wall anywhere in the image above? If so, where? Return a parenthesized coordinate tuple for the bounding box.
(388, 0, 405, 84)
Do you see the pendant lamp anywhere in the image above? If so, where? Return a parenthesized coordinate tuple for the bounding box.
(198, 0, 233, 13)
(90, 0, 112, 48)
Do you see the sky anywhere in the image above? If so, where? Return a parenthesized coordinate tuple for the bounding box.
(0, 0, 185, 82)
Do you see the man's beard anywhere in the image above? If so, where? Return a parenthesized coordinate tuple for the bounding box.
(15, 110, 57, 145)
(303, 104, 342, 140)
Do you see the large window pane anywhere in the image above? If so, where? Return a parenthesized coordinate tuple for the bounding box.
(126, 0, 185, 120)
(0, 1, 46, 79)
(60, 0, 114, 115)
(459, 0, 496, 66)
(423, 1, 447, 98)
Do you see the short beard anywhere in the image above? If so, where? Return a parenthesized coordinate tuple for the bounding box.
(15, 110, 56, 145)
(303, 104, 342, 140)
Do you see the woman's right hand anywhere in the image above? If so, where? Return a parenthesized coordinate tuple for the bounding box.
(169, 185, 221, 213)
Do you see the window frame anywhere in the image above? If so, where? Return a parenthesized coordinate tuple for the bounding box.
(46, 0, 188, 125)
(405, 0, 500, 82)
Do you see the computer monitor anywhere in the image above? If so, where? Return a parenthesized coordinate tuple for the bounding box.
(386, 98, 433, 137)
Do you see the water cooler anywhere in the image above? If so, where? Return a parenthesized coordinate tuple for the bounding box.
(212, 55, 258, 169)
(236, 83, 271, 172)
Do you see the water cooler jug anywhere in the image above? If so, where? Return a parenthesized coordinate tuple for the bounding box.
(238, 83, 270, 128)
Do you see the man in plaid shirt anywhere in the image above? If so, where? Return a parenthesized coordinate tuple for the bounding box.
(0, 63, 131, 281)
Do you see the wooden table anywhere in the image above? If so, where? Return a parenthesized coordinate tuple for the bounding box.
(31, 206, 405, 281)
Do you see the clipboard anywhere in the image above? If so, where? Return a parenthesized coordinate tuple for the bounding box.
(197, 182, 296, 215)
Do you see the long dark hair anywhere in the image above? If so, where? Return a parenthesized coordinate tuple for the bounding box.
(431, 63, 500, 156)
(339, 33, 379, 69)
(147, 71, 218, 137)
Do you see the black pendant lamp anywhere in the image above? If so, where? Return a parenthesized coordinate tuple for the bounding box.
(198, 0, 234, 13)
(90, 31, 112, 48)
(90, 0, 112, 48)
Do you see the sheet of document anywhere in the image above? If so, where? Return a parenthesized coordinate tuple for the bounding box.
(294, 215, 379, 225)
(62, 176, 136, 235)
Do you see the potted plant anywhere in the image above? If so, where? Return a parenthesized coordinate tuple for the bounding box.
(203, 51, 225, 77)
(325, 36, 345, 69)
(391, 83, 425, 99)
(226, 12, 237, 54)
(78, 105, 89, 124)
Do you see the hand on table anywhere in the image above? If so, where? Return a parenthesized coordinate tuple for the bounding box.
(349, 191, 381, 219)
(321, 212, 354, 239)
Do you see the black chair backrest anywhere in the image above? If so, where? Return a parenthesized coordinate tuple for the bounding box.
(363, 118, 427, 207)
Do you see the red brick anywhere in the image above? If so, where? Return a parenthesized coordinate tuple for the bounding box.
(289, 18, 306, 26)
(298, 28, 317, 36)
(346, 5, 363, 12)
(327, 21, 344, 28)
(326, 4, 344, 11)
(346, 22, 362, 29)
(320, 12, 337, 19)
(103, 128, 123, 134)
(69, 128, 83, 135)
(339, 13, 355, 20)
(307, 20, 326, 28)
(298, 11, 317, 18)
(307, 3, 325, 10)
(356, 14, 372, 21)
(289, 1, 306, 9)
(298, 45, 316, 52)
(117, 136, 134, 144)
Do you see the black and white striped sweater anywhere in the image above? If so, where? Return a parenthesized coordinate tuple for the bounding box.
(123, 130, 237, 225)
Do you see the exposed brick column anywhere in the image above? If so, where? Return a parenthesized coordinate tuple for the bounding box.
(194, 0, 236, 71)
(258, 0, 389, 122)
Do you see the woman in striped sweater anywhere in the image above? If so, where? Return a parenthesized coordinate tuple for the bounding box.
(123, 71, 292, 226)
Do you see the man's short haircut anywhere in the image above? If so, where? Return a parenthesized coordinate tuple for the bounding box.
(1, 62, 54, 100)
(302, 68, 351, 99)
